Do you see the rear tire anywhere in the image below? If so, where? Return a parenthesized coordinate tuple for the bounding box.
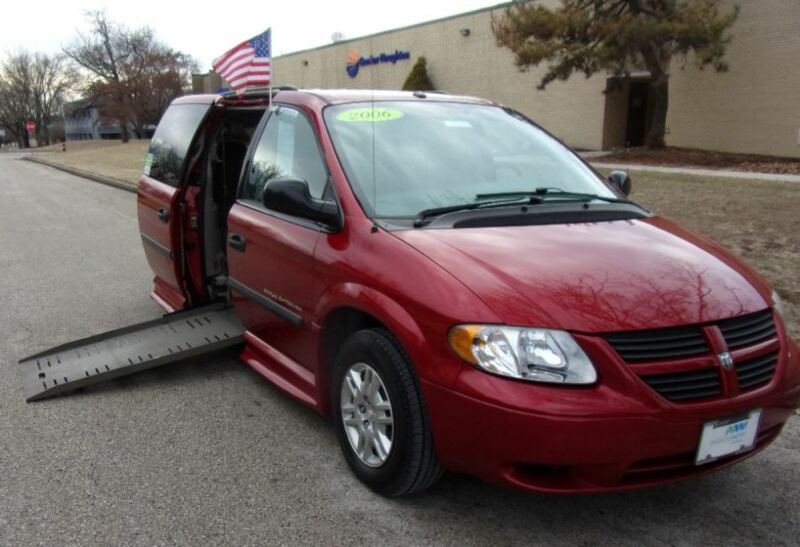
(332, 328, 442, 496)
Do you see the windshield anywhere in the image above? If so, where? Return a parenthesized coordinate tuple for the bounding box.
(323, 101, 615, 218)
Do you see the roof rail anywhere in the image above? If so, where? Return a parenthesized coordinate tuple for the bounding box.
(221, 85, 299, 100)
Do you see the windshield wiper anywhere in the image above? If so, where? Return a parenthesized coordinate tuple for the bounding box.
(414, 187, 646, 228)
(477, 188, 645, 209)
(413, 196, 542, 227)
(532, 187, 637, 205)
(474, 191, 540, 199)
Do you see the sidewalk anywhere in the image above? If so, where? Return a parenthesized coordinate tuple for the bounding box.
(590, 161, 800, 183)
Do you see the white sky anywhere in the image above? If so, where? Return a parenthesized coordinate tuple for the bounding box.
(1, 0, 501, 70)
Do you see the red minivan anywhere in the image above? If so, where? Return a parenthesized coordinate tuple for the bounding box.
(138, 88, 800, 496)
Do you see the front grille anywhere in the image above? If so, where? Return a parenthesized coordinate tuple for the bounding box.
(604, 309, 779, 403)
(736, 352, 778, 391)
(640, 369, 722, 402)
(604, 326, 709, 363)
(718, 309, 776, 350)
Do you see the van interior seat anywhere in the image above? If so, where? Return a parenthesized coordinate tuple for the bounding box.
(216, 139, 249, 211)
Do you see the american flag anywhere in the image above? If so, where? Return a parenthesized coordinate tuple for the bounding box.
(213, 29, 272, 94)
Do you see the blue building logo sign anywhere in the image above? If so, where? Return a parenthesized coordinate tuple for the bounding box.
(346, 48, 411, 78)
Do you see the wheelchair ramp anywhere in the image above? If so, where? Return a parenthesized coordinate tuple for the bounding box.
(19, 304, 245, 402)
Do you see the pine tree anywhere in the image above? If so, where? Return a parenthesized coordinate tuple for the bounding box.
(402, 56, 435, 91)
(492, 0, 738, 148)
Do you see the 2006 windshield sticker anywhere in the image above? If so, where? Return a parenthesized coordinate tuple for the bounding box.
(337, 107, 404, 122)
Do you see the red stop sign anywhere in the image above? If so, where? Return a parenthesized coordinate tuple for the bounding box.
(26, 121, 36, 133)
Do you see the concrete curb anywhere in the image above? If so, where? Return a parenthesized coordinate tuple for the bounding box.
(590, 162, 800, 183)
(0, 149, 57, 154)
(23, 156, 137, 193)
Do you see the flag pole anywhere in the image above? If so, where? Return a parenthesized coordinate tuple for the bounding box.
(268, 27, 273, 108)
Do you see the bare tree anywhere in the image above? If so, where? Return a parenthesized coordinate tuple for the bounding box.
(63, 11, 132, 142)
(0, 51, 74, 147)
(63, 11, 196, 142)
(128, 51, 197, 136)
(0, 54, 33, 147)
(30, 53, 77, 144)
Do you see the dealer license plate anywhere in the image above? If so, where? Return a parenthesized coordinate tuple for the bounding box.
(695, 409, 762, 465)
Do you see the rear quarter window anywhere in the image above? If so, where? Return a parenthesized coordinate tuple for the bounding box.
(145, 104, 209, 186)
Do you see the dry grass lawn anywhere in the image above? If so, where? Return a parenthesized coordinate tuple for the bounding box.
(28, 142, 799, 338)
(35, 140, 149, 185)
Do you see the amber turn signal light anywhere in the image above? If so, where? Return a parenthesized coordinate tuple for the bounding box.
(448, 325, 485, 365)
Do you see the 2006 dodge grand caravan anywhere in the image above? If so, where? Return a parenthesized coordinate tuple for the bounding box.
(138, 88, 800, 496)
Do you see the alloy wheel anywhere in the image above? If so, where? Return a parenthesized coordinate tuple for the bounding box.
(340, 362, 394, 468)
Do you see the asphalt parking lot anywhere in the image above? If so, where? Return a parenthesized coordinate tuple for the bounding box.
(1, 153, 798, 546)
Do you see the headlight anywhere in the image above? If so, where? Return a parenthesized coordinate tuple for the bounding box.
(772, 290, 784, 317)
(448, 325, 597, 385)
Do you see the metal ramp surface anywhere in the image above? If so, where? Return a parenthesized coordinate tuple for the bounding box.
(19, 303, 245, 402)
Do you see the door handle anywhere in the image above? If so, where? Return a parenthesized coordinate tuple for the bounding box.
(228, 233, 247, 252)
(157, 207, 169, 222)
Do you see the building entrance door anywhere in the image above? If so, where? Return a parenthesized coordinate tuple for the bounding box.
(625, 81, 649, 147)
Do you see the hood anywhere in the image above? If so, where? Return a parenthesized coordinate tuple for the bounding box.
(393, 217, 770, 333)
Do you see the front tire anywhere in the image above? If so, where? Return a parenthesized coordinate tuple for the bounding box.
(332, 328, 442, 496)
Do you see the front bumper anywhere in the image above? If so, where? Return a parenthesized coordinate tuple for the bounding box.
(422, 337, 800, 493)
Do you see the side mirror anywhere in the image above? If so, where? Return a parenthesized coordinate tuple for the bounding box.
(262, 177, 340, 229)
(608, 170, 632, 196)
